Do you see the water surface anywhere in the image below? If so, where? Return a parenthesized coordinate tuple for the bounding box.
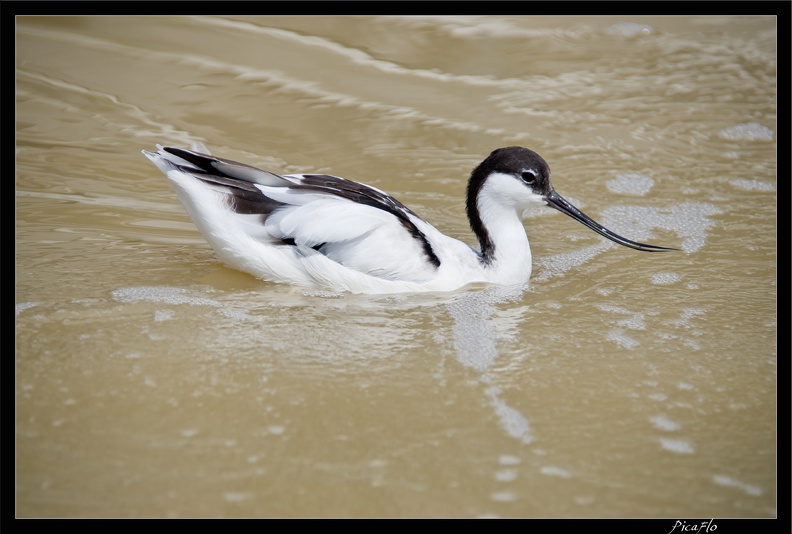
(16, 15, 776, 518)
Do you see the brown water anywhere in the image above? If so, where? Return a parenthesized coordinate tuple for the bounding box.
(16, 16, 776, 518)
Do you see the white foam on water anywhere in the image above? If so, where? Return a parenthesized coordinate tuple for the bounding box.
(606, 173, 655, 196)
(607, 329, 640, 349)
(601, 202, 723, 254)
(659, 438, 695, 454)
(540, 465, 573, 478)
(713, 475, 763, 496)
(650, 415, 681, 431)
(486, 387, 533, 445)
(534, 241, 610, 282)
(16, 302, 39, 315)
(674, 307, 707, 328)
(224, 492, 251, 502)
(729, 178, 776, 192)
(154, 309, 174, 322)
(445, 286, 525, 371)
(495, 469, 518, 482)
(498, 454, 522, 466)
(718, 122, 774, 141)
(536, 201, 721, 280)
(490, 491, 517, 502)
(606, 22, 655, 37)
(111, 286, 221, 307)
(651, 272, 682, 285)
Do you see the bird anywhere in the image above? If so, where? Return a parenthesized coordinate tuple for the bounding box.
(143, 144, 675, 294)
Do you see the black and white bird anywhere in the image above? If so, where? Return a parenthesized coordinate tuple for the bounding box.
(143, 144, 674, 294)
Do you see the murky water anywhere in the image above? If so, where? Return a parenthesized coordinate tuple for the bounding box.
(16, 15, 776, 518)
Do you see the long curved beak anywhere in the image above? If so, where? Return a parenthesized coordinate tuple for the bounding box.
(545, 190, 677, 252)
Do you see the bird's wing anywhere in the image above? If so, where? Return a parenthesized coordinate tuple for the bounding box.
(144, 146, 443, 283)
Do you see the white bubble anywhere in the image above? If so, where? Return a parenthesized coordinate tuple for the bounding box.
(713, 475, 763, 496)
(540, 465, 572, 478)
(729, 179, 776, 192)
(606, 173, 655, 196)
(112, 286, 221, 307)
(718, 123, 774, 141)
(650, 415, 681, 431)
(660, 438, 694, 454)
(606, 22, 654, 37)
(651, 272, 682, 285)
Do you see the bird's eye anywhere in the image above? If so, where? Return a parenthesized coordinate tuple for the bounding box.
(521, 171, 536, 184)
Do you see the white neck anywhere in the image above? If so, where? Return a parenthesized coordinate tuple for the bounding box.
(474, 177, 534, 285)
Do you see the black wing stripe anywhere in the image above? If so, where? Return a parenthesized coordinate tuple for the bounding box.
(163, 146, 218, 174)
(163, 150, 442, 269)
(296, 175, 441, 268)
